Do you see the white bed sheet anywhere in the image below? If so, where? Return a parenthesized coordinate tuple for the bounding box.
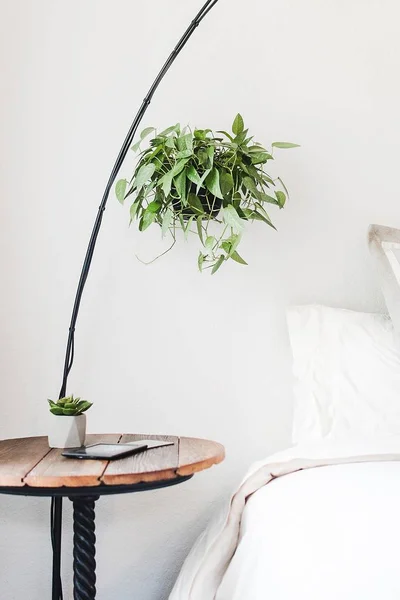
(216, 461, 400, 600)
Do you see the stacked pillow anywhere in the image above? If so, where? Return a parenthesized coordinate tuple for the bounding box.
(287, 224, 400, 444)
(369, 224, 400, 333)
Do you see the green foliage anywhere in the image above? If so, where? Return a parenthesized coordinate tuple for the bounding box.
(48, 395, 92, 416)
(116, 114, 299, 273)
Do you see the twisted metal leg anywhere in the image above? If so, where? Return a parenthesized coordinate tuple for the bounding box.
(71, 496, 99, 600)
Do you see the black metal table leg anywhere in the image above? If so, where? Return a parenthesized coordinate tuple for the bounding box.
(71, 496, 99, 600)
(52, 497, 63, 600)
(0, 475, 194, 599)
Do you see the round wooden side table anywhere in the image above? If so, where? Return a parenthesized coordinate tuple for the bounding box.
(0, 433, 225, 600)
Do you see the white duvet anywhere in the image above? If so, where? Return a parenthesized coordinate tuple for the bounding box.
(170, 436, 400, 600)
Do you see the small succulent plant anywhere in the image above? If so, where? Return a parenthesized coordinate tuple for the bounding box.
(48, 395, 92, 416)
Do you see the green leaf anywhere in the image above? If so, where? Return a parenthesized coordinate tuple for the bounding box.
(147, 200, 161, 213)
(206, 145, 215, 167)
(140, 126, 156, 140)
(230, 251, 248, 265)
(194, 129, 206, 140)
(188, 193, 204, 214)
(232, 113, 244, 135)
(197, 149, 209, 166)
(196, 215, 204, 244)
(257, 191, 279, 205)
(149, 136, 165, 147)
(248, 145, 268, 153)
(142, 180, 156, 200)
(234, 130, 248, 145)
(205, 168, 223, 199)
(220, 241, 231, 254)
(50, 407, 65, 416)
(253, 210, 277, 230)
(255, 202, 273, 221)
(275, 190, 286, 208)
(160, 172, 174, 197)
(219, 171, 234, 196)
(75, 400, 93, 414)
(205, 236, 216, 252)
(132, 163, 156, 193)
(242, 208, 253, 220)
(262, 174, 275, 186)
(165, 136, 175, 149)
(131, 141, 141, 152)
(140, 145, 160, 163)
(217, 130, 234, 142)
(174, 169, 187, 200)
(115, 179, 128, 204)
(272, 142, 300, 149)
(172, 159, 190, 177)
(129, 201, 140, 223)
(159, 159, 189, 197)
(159, 123, 180, 137)
(187, 165, 202, 187)
(64, 402, 76, 409)
(62, 408, 77, 416)
(184, 215, 195, 241)
(140, 210, 156, 231)
(161, 207, 174, 237)
(251, 152, 273, 165)
(223, 205, 245, 234)
(243, 176, 259, 196)
(176, 133, 193, 157)
(211, 255, 225, 275)
(197, 168, 211, 194)
(198, 252, 205, 272)
(226, 233, 241, 256)
(243, 207, 273, 226)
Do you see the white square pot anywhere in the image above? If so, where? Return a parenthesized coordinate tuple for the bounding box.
(48, 414, 87, 449)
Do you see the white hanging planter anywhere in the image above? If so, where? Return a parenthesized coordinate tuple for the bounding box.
(48, 414, 87, 449)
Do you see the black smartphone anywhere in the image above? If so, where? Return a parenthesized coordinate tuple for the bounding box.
(62, 443, 148, 460)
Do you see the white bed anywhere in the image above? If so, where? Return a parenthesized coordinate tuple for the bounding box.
(216, 461, 400, 599)
(171, 233, 400, 599)
(170, 437, 400, 600)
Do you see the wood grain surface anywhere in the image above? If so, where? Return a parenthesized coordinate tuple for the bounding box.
(0, 437, 51, 486)
(0, 434, 225, 489)
(101, 434, 179, 485)
(25, 434, 121, 488)
(178, 437, 225, 476)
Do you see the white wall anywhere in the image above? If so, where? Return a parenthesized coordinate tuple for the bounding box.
(1, 0, 399, 598)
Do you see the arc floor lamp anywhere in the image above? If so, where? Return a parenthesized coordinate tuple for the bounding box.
(51, 1, 221, 599)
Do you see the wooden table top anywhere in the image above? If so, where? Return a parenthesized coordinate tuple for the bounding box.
(0, 434, 225, 489)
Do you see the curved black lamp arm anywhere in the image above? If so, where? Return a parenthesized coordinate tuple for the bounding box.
(58, 0, 220, 399)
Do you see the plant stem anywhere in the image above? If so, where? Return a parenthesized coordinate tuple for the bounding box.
(135, 240, 176, 265)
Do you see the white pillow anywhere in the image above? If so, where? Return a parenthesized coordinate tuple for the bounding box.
(369, 224, 400, 334)
(287, 305, 400, 444)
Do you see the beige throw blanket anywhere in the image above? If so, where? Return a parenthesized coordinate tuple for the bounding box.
(170, 435, 400, 599)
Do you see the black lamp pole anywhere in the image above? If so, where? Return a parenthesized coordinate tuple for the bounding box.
(51, 2, 221, 599)
(58, 0, 220, 400)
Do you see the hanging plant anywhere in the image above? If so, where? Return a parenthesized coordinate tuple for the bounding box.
(116, 114, 298, 273)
